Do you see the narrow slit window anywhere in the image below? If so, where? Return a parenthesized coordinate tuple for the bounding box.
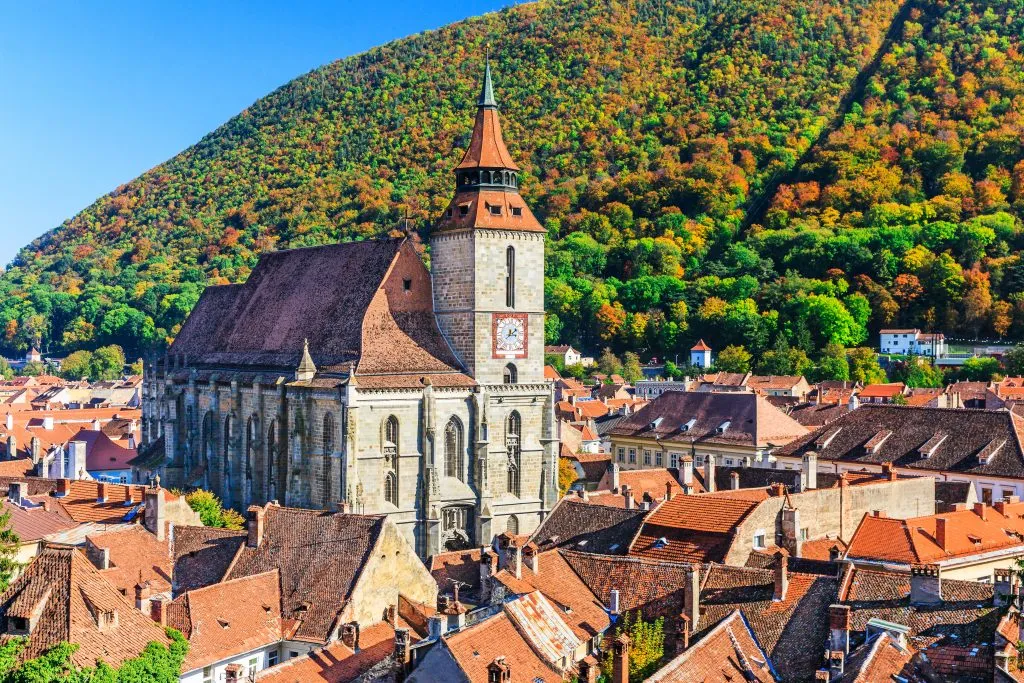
(506, 246, 515, 308)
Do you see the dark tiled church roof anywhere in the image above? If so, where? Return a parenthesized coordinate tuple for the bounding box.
(170, 239, 467, 384)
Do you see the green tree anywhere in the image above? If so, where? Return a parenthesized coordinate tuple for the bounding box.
(621, 352, 644, 383)
(716, 345, 752, 373)
(959, 356, 1003, 382)
(0, 511, 20, 592)
(756, 338, 811, 376)
(598, 348, 623, 377)
(61, 350, 93, 380)
(18, 362, 45, 377)
(813, 343, 850, 382)
(1003, 346, 1024, 377)
(601, 612, 665, 683)
(847, 347, 887, 384)
(184, 490, 244, 530)
(0, 359, 11, 381)
(89, 345, 126, 381)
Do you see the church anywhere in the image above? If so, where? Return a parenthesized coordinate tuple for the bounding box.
(140, 62, 558, 558)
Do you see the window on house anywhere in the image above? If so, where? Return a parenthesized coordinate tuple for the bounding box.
(403, 278, 412, 291)
(669, 452, 679, 468)
(725, 458, 734, 466)
(268, 650, 279, 667)
(617, 447, 625, 463)
(643, 450, 652, 466)
(507, 412, 522, 496)
(800, 528, 809, 541)
(202, 667, 212, 683)
(982, 487, 994, 505)
(655, 451, 663, 467)
(459, 205, 469, 216)
(628, 448, 636, 464)
(511, 206, 522, 216)
(753, 532, 767, 550)
(489, 205, 502, 216)
(503, 363, 518, 384)
(248, 657, 258, 673)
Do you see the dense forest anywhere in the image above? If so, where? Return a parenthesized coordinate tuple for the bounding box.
(1, 0, 1022, 373)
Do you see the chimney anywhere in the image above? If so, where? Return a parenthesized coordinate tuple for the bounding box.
(995, 568, 1015, 606)
(341, 623, 360, 650)
(609, 589, 620, 615)
(680, 455, 694, 487)
(621, 484, 634, 510)
(247, 505, 266, 548)
(224, 664, 242, 683)
(828, 604, 851, 654)
(92, 419, 101, 431)
(829, 544, 842, 562)
(69, 442, 86, 480)
(428, 615, 444, 640)
(974, 502, 988, 521)
(4, 413, 12, 430)
(848, 393, 860, 411)
(684, 567, 700, 628)
(42, 416, 53, 431)
(704, 455, 716, 493)
(145, 488, 166, 541)
(610, 462, 620, 491)
(135, 582, 152, 613)
(487, 657, 511, 683)
(5, 435, 15, 460)
(578, 656, 599, 683)
(935, 517, 948, 550)
(57, 478, 70, 497)
(97, 547, 110, 570)
(801, 451, 817, 490)
(30, 437, 40, 464)
(509, 543, 523, 580)
(394, 628, 411, 682)
(910, 563, 942, 606)
(480, 549, 497, 603)
(523, 543, 539, 574)
(612, 635, 630, 683)
(664, 480, 674, 502)
(995, 496, 1020, 514)
(7, 481, 25, 507)
(676, 613, 691, 653)
(773, 551, 788, 601)
(150, 596, 166, 626)
(782, 507, 802, 558)
(97, 482, 109, 504)
(828, 651, 845, 679)
(730, 471, 740, 490)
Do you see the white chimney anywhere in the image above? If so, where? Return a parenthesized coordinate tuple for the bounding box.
(42, 416, 53, 431)
(5, 413, 12, 430)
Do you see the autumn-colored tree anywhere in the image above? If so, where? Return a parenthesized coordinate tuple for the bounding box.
(847, 347, 887, 385)
(716, 345, 752, 373)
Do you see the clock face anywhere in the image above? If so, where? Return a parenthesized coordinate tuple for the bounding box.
(492, 314, 528, 358)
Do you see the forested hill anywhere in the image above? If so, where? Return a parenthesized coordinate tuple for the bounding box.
(2, 0, 1022, 368)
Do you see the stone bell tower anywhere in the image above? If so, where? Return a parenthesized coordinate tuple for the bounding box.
(431, 59, 546, 386)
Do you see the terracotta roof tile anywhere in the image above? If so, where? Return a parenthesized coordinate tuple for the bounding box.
(0, 499, 76, 542)
(442, 612, 560, 682)
(169, 570, 282, 673)
(859, 383, 906, 398)
(255, 621, 396, 682)
(0, 545, 170, 668)
(87, 525, 173, 595)
(647, 610, 776, 682)
(172, 525, 246, 593)
(529, 498, 646, 555)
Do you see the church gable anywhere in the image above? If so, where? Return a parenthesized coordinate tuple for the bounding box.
(170, 239, 403, 369)
(355, 241, 469, 381)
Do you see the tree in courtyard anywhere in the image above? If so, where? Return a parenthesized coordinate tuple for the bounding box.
(601, 611, 665, 683)
(715, 345, 752, 373)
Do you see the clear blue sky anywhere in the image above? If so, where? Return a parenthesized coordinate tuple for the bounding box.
(0, 1, 510, 266)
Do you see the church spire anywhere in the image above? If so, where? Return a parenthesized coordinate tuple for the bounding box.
(434, 56, 543, 234)
(478, 49, 497, 108)
(296, 338, 317, 381)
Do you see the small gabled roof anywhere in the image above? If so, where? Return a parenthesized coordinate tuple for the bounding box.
(691, 339, 712, 351)
(647, 610, 776, 682)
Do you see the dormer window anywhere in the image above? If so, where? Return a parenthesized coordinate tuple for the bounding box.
(511, 207, 523, 217)
(446, 208, 453, 218)
(489, 205, 502, 216)
(459, 205, 469, 217)
(863, 430, 892, 454)
(717, 421, 731, 434)
(978, 438, 1007, 464)
(918, 432, 947, 459)
(7, 617, 28, 634)
(681, 418, 697, 432)
(815, 427, 842, 450)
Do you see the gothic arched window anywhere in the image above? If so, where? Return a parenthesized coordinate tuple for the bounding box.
(505, 246, 516, 308)
(323, 413, 336, 455)
(383, 416, 398, 469)
(507, 514, 519, 535)
(384, 471, 398, 506)
(503, 363, 518, 385)
(506, 411, 521, 497)
(444, 417, 464, 481)
(266, 420, 277, 497)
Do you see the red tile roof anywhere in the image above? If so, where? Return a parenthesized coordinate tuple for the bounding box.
(255, 621, 396, 682)
(86, 525, 173, 595)
(442, 612, 560, 682)
(647, 610, 776, 682)
(0, 499, 76, 542)
(169, 570, 283, 672)
(691, 339, 712, 351)
(72, 428, 137, 472)
(859, 383, 906, 398)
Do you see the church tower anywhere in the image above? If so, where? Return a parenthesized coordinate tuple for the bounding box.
(432, 59, 546, 385)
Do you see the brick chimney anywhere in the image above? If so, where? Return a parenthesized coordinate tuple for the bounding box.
(7, 481, 26, 507)
(881, 462, 897, 481)
(610, 462, 620, 490)
(974, 502, 988, 521)
(910, 563, 942, 606)
(621, 484, 633, 510)
(150, 596, 166, 626)
(773, 551, 788, 602)
(676, 613, 691, 654)
(247, 504, 266, 548)
(828, 651, 845, 679)
(480, 549, 497, 603)
(97, 482, 109, 504)
(612, 635, 630, 683)
(394, 628, 411, 682)
(135, 582, 151, 613)
(224, 664, 242, 683)
(579, 655, 600, 683)
(684, 567, 700, 628)
(828, 604, 851, 654)
(144, 488, 166, 541)
(57, 478, 70, 497)
(523, 542, 539, 574)
(341, 622, 360, 650)
(935, 517, 948, 550)
(665, 480, 674, 501)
